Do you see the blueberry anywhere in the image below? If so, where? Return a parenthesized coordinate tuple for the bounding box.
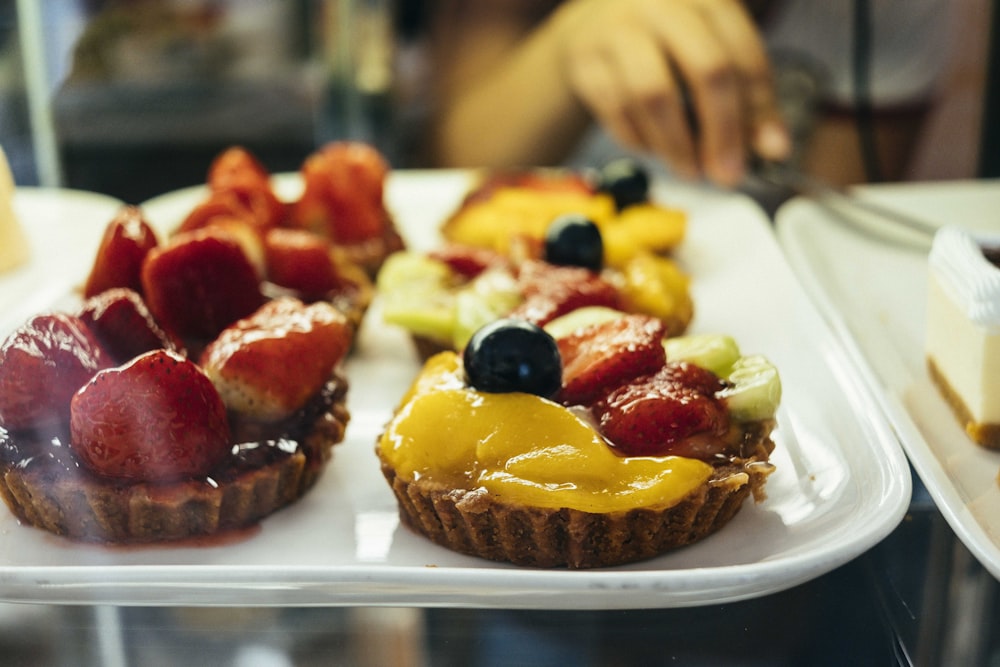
(463, 319, 562, 397)
(598, 158, 650, 210)
(544, 214, 603, 272)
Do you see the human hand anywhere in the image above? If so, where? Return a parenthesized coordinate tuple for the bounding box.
(552, 0, 791, 186)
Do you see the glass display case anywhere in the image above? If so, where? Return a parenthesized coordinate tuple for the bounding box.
(0, 2, 998, 665)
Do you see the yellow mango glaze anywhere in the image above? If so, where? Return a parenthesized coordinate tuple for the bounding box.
(379, 352, 713, 514)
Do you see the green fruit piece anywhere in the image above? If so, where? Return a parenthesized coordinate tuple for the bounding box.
(452, 269, 523, 349)
(382, 290, 456, 342)
(376, 252, 454, 291)
(378, 252, 458, 342)
(542, 306, 625, 340)
(663, 333, 741, 376)
(718, 354, 781, 422)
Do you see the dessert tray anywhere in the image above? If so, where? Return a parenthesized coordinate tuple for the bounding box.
(0, 171, 910, 608)
(776, 179, 1000, 581)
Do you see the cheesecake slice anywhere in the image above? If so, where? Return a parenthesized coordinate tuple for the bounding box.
(926, 226, 1000, 449)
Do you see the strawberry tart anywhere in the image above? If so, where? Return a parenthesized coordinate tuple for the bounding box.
(179, 142, 404, 279)
(377, 310, 780, 568)
(0, 201, 359, 542)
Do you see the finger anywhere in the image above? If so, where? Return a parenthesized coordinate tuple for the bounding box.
(698, 0, 791, 161)
(604, 30, 700, 178)
(642, 2, 746, 185)
(566, 48, 645, 152)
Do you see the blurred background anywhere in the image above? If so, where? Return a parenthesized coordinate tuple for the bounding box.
(0, 0, 994, 203)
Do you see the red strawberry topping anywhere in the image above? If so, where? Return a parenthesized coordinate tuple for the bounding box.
(263, 228, 344, 299)
(595, 362, 730, 458)
(510, 260, 621, 326)
(200, 297, 352, 420)
(291, 141, 389, 243)
(141, 228, 265, 341)
(0, 314, 112, 430)
(78, 288, 183, 364)
(83, 206, 160, 298)
(556, 314, 666, 405)
(428, 244, 508, 279)
(69, 349, 231, 481)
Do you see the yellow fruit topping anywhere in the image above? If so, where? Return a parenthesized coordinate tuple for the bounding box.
(379, 352, 713, 513)
(442, 186, 687, 266)
(617, 252, 693, 335)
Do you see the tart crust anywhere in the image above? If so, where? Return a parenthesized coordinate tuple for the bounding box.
(927, 356, 1000, 450)
(377, 424, 775, 569)
(0, 377, 349, 543)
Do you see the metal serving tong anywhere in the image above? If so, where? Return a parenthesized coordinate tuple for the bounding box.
(751, 159, 940, 242)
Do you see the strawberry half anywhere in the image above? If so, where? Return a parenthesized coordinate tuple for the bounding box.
(141, 228, 265, 341)
(595, 362, 730, 458)
(510, 261, 621, 326)
(291, 141, 389, 243)
(263, 228, 343, 299)
(556, 314, 666, 405)
(200, 297, 352, 420)
(78, 288, 183, 364)
(0, 314, 112, 430)
(83, 206, 160, 298)
(69, 349, 231, 481)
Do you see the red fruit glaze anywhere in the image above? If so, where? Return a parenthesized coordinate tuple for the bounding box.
(510, 261, 621, 326)
(263, 228, 342, 298)
(83, 206, 159, 298)
(79, 288, 183, 364)
(0, 313, 112, 430)
(595, 362, 730, 458)
(557, 314, 666, 405)
(200, 297, 352, 419)
(69, 349, 231, 481)
(291, 142, 389, 243)
(428, 244, 507, 279)
(141, 228, 265, 341)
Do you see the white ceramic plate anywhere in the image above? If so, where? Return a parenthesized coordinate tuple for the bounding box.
(0, 173, 910, 608)
(776, 179, 1000, 581)
(0, 188, 123, 327)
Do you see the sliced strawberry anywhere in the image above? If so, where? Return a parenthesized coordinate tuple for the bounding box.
(79, 288, 183, 364)
(290, 141, 389, 243)
(263, 228, 343, 298)
(556, 314, 666, 405)
(428, 244, 508, 279)
(206, 146, 285, 229)
(141, 228, 265, 342)
(83, 206, 160, 298)
(176, 190, 258, 235)
(207, 146, 271, 190)
(0, 314, 112, 430)
(69, 349, 231, 481)
(595, 362, 730, 458)
(200, 297, 352, 420)
(510, 261, 621, 326)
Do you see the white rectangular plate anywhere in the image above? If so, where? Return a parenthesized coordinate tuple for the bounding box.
(0, 172, 910, 608)
(776, 179, 1000, 581)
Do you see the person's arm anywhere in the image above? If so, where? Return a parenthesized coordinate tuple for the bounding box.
(427, 0, 791, 186)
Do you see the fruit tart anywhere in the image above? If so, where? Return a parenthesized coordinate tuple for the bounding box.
(179, 142, 404, 278)
(378, 215, 693, 359)
(377, 310, 780, 568)
(0, 295, 353, 543)
(441, 159, 685, 268)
